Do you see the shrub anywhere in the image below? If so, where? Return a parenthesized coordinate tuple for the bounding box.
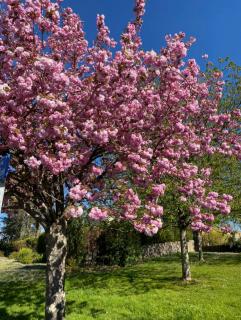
(66, 220, 141, 267)
(67, 219, 102, 266)
(96, 222, 142, 267)
(37, 233, 46, 253)
(37, 233, 46, 262)
(230, 238, 241, 252)
(66, 257, 79, 271)
(0, 250, 5, 257)
(202, 229, 231, 247)
(11, 237, 39, 252)
(11, 239, 28, 252)
(25, 237, 38, 250)
(0, 240, 14, 256)
(9, 247, 41, 264)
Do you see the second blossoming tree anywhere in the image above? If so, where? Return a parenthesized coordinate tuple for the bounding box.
(0, 0, 240, 318)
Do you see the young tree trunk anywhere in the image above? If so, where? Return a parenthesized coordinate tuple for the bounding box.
(35, 221, 41, 238)
(193, 230, 198, 251)
(193, 231, 204, 262)
(197, 231, 204, 262)
(45, 219, 67, 320)
(180, 226, 192, 281)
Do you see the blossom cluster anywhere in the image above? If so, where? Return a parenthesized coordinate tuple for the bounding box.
(89, 207, 108, 221)
(64, 206, 83, 219)
(69, 184, 88, 201)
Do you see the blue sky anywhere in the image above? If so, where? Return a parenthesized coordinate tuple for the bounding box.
(63, 0, 241, 68)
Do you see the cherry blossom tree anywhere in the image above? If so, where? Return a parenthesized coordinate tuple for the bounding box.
(188, 58, 241, 262)
(0, 0, 240, 318)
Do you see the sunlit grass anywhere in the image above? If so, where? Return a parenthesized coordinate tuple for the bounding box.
(0, 253, 240, 319)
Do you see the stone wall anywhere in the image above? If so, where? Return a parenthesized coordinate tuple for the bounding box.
(83, 240, 195, 265)
(141, 240, 195, 260)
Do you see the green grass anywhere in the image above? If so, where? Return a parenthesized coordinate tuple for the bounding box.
(0, 253, 241, 319)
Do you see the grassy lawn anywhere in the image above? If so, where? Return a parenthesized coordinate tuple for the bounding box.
(0, 253, 241, 319)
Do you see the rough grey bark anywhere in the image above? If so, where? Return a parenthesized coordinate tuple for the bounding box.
(45, 219, 67, 320)
(180, 227, 191, 281)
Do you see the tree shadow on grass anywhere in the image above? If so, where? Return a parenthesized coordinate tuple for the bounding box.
(20, 264, 46, 271)
(0, 274, 45, 320)
(0, 307, 42, 320)
(66, 299, 107, 318)
(67, 261, 183, 297)
(1, 253, 238, 318)
(67, 253, 241, 299)
(201, 253, 241, 265)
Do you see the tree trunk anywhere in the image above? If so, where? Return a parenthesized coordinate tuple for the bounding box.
(197, 231, 204, 262)
(193, 231, 198, 251)
(45, 219, 67, 320)
(35, 221, 41, 238)
(193, 231, 204, 262)
(180, 226, 191, 281)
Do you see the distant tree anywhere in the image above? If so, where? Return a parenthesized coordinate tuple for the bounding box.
(191, 58, 241, 260)
(214, 58, 241, 226)
(0, 210, 37, 241)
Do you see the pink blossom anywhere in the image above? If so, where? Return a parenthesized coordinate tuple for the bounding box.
(134, 217, 162, 236)
(24, 156, 41, 169)
(126, 189, 141, 206)
(180, 196, 187, 202)
(65, 206, 83, 219)
(190, 207, 201, 216)
(208, 192, 219, 198)
(69, 184, 88, 201)
(151, 184, 166, 197)
(89, 207, 108, 221)
(113, 161, 126, 173)
(91, 166, 103, 176)
(220, 225, 232, 234)
(146, 203, 164, 217)
(222, 194, 233, 202)
(191, 220, 211, 232)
